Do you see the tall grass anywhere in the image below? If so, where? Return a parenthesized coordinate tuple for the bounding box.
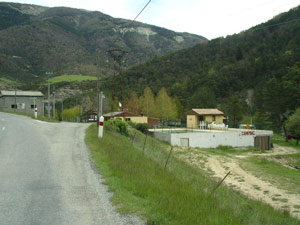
(272, 134, 300, 150)
(85, 124, 299, 225)
(240, 157, 300, 194)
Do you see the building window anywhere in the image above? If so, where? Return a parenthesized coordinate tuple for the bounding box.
(31, 104, 37, 109)
(11, 104, 17, 109)
(212, 115, 216, 121)
(125, 118, 131, 121)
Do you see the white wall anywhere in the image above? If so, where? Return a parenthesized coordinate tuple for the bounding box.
(170, 131, 255, 148)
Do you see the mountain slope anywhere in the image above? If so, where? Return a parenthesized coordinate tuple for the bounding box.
(115, 6, 300, 106)
(0, 2, 207, 82)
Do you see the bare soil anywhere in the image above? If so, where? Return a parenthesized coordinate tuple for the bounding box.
(174, 144, 300, 219)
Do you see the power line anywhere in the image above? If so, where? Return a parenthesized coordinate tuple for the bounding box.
(130, 0, 152, 27)
(250, 17, 300, 31)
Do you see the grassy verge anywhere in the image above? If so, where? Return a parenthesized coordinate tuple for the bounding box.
(0, 111, 58, 123)
(272, 134, 300, 150)
(240, 157, 300, 194)
(85, 124, 299, 225)
(48, 74, 97, 84)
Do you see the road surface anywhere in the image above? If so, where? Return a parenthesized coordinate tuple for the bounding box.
(0, 112, 143, 225)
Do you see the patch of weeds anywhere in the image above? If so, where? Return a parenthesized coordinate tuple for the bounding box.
(248, 146, 266, 153)
(274, 194, 282, 197)
(253, 185, 261, 191)
(280, 198, 288, 203)
(272, 197, 280, 201)
(224, 166, 230, 170)
(263, 190, 270, 195)
(293, 205, 300, 209)
(238, 179, 245, 182)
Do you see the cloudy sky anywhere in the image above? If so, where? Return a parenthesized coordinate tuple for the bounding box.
(2, 0, 300, 39)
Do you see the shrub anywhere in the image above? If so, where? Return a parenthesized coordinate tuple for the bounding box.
(129, 121, 149, 133)
(104, 119, 128, 135)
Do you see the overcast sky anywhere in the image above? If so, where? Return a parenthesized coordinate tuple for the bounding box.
(1, 0, 300, 39)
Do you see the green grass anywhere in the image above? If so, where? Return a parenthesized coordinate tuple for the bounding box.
(240, 157, 300, 194)
(272, 153, 300, 169)
(48, 74, 97, 84)
(271, 134, 300, 150)
(0, 77, 17, 86)
(0, 111, 59, 123)
(85, 124, 300, 225)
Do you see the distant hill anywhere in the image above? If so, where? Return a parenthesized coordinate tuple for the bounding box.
(0, 2, 206, 82)
(106, 6, 300, 126)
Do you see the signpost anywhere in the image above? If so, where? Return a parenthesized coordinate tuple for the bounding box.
(98, 116, 104, 138)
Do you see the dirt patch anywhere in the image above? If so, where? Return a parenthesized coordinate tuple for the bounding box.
(173, 145, 300, 219)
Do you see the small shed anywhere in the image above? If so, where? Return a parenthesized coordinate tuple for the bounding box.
(0, 90, 44, 116)
(103, 111, 159, 128)
(187, 108, 225, 129)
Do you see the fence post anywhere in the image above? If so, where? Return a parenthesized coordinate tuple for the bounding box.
(211, 171, 231, 195)
(164, 146, 174, 169)
(142, 133, 148, 154)
(131, 132, 137, 145)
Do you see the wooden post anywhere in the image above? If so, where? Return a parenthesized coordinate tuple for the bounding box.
(131, 132, 137, 145)
(211, 171, 231, 195)
(164, 146, 173, 169)
(142, 133, 148, 154)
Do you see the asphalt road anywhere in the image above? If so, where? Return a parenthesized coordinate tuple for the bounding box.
(0, 112, 144, 225)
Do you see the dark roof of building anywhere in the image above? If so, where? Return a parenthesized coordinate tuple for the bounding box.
(0, 90, 44, 97)
(188, 109, 224, 115)
(102, 111, 140, 117)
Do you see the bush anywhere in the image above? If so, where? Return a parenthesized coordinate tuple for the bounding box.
(104, 119, 128, 135)
(129, 121, 149, 133)
(61, 105, 82, 121)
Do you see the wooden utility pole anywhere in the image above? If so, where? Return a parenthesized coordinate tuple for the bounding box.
(45, 72, 53, 119)
(53, 85, 56, 119)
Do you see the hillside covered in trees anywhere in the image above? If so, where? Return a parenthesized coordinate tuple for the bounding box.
(0, 2, 206, 82)
(103, 6, 300, 131)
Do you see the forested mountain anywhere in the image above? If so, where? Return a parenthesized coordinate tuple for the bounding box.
(0, 2, 206, 82)
(107, 6, 300, 129)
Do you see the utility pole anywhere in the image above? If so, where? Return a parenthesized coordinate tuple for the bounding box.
(45, 72, 53, 119)
(99, 91, 103, 116)
(14, 86, 17, 112)
(106, 49, 128, 106)
(61, 100, 64, 120)
(30, 97, 37, 118)
(53, 85, 56, 119)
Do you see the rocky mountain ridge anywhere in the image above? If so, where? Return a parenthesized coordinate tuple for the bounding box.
(0, 2, 207, 82)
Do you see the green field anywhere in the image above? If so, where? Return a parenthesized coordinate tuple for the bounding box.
(48, 75, 97, 84)
(85, 124, 299, 225)
(0, 77, 17, 86)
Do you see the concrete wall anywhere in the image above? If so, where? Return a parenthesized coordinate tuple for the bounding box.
(153, 129, 273, 148)
(115, 116, 148, 123)
(170, 131, 254, 148)
(0, 96, 44, 116)
(203, 115, 223, 124)
(154, 132, 172, 143)
(187, 115, 197, 128)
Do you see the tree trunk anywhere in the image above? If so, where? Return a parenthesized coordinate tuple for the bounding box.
(296, 139, 299, 145)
